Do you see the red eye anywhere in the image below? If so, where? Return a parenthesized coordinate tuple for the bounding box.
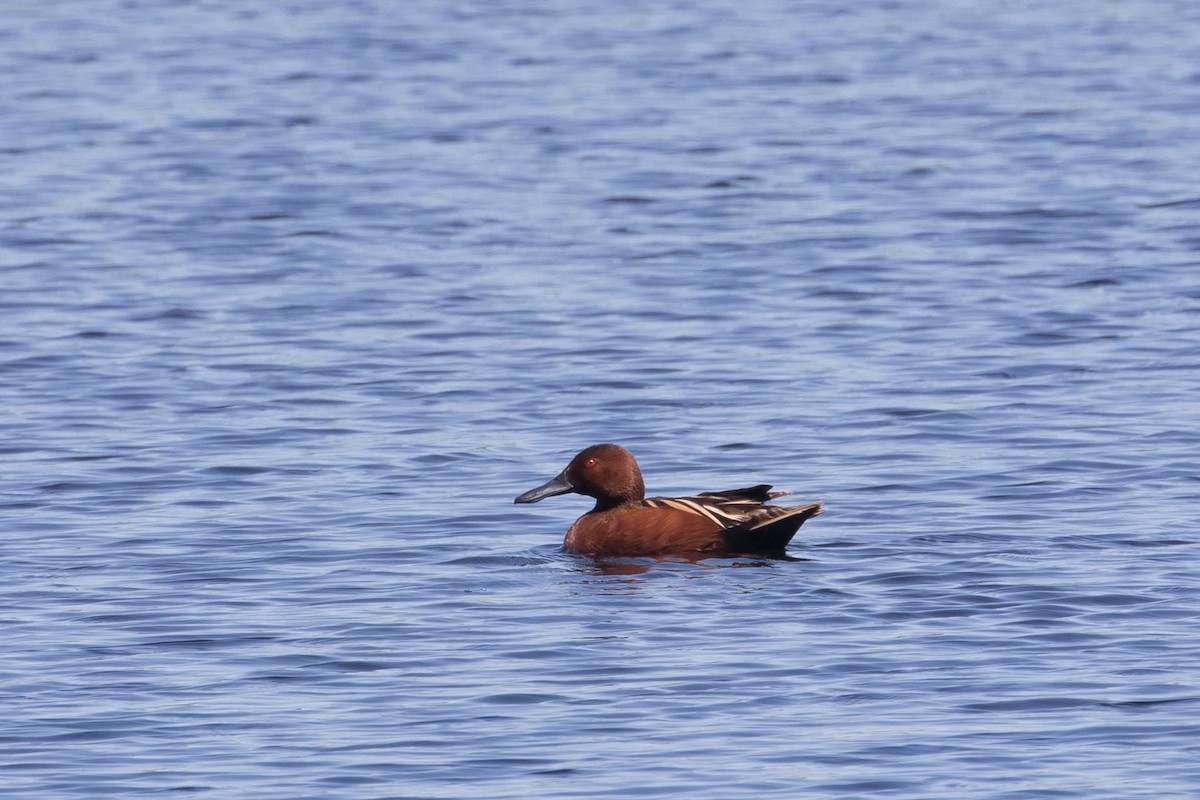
(585, 458, 597, 468)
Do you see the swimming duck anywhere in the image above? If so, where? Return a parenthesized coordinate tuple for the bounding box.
(515, 443, 823, 557)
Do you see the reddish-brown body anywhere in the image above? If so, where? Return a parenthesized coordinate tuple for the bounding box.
(564, 505, 727, 556)
(515, 443, 824, 557)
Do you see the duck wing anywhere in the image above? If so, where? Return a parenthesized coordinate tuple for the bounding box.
(642, 492, 766, 528)
(696, 484, 790, 503)
(720, 501, 824, 554)
(643, 489, 823, 554)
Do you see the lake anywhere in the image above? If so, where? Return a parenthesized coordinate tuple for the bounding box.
(2, 0, 1199, 797)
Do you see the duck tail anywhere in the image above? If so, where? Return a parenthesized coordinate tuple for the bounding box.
(722, 502, 824, 554)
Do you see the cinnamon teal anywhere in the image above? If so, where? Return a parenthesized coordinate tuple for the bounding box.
(514, 443, 823, 557)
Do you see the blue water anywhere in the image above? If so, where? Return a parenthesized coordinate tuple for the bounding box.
(3, 1, 1200, 797)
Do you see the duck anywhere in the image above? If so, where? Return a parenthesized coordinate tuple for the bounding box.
(514, 443, 823, 557)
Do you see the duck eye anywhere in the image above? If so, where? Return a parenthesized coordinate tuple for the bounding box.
(584, 458, 597, 468)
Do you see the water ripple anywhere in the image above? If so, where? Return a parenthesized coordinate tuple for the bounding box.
(3, 0, 1200, 798)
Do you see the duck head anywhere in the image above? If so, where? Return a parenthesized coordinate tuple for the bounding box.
(514, 443, 646, 511)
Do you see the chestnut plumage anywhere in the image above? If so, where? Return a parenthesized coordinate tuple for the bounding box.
(515, 444, 823, 557)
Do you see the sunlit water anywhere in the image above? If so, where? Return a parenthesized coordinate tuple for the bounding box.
(3, 1, 1199, 797)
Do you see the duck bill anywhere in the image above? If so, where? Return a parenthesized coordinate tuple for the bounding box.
(514, 470, 574, 503)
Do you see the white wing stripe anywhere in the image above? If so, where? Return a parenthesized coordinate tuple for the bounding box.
(644, 497, 753, 528)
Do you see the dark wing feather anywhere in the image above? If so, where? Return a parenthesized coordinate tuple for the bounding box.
(696, 484, 790, 503)
(643, 488, 823, 554)
(721, 502, 824, 554)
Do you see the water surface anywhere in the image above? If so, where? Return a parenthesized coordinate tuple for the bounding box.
(2, 1, 1199, 797)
